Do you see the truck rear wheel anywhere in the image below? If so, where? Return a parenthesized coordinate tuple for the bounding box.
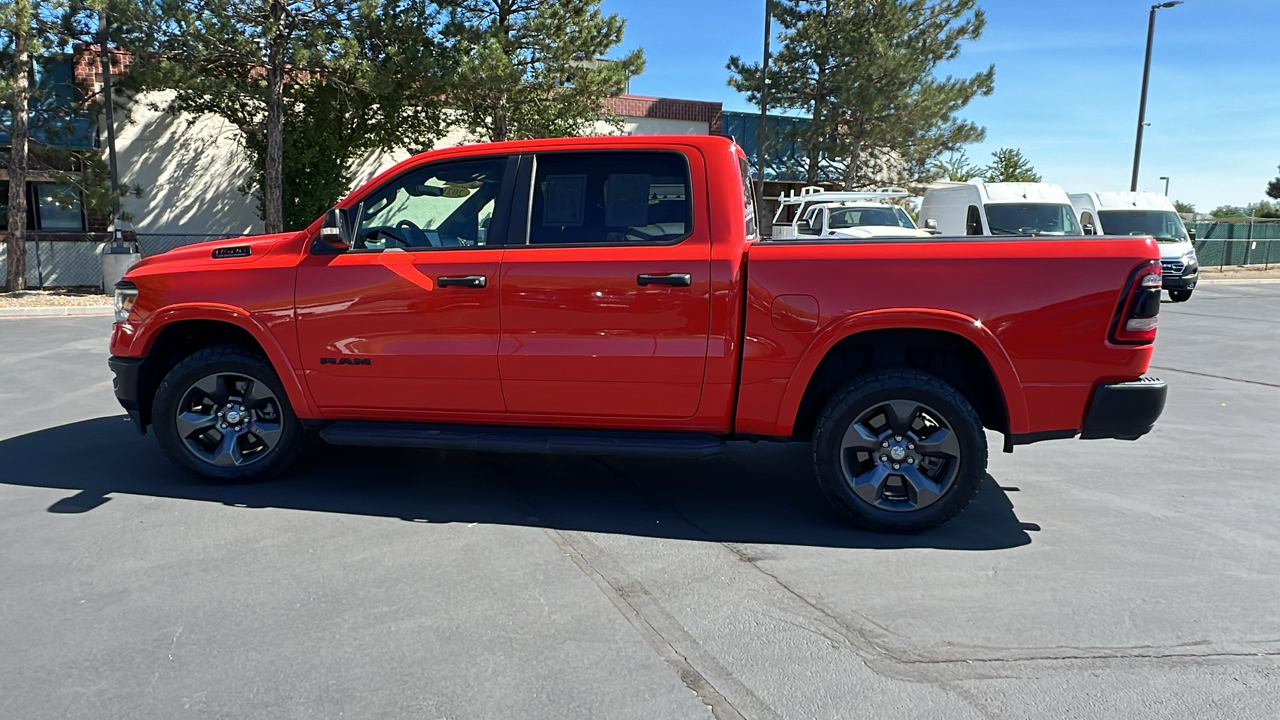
(153, 345, 304, 482)
(812, 370, 987, 533)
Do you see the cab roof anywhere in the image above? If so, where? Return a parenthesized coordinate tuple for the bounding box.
(1069, 191, 1177, 212)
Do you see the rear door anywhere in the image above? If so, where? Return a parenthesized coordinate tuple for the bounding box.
(295, 154, 515, 413)
(497, 148, 712, 418)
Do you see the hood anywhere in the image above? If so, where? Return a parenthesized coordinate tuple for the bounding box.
(1158, 238, 1195, 261)
(828, 226, 933, 239)
(125, 233, 298, 278)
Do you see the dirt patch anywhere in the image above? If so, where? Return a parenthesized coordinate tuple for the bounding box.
(1199, 266, 1280, 280)
(0, 290, 112, 308)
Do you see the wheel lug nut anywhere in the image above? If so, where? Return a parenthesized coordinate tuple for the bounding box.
(879, 455, 887, 462)
(908, 443, 914, 450)
(907, 457, 915, 464)
(882, 441, 889, 448)
(892, 463, 900, 470)
(895, 435, 902, 442)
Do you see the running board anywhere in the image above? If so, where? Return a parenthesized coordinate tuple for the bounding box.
(319, 421, 726, 459)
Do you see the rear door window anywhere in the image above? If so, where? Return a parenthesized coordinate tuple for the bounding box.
(524, 151, 692, 245)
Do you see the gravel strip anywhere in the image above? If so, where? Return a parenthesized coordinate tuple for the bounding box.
(0, 290, 112, 309)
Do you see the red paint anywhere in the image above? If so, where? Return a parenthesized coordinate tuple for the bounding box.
(111, 135, 1160, 443)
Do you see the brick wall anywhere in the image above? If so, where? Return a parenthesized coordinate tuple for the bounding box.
(71, 45, 131, 99)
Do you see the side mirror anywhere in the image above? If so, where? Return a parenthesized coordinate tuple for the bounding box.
(1188, 228, 1197, 242)
(318, 207, 352, 251)
(796, 219, 813, 234)
(924, 218, 938, 230)
(1083, 224, 1096, 236)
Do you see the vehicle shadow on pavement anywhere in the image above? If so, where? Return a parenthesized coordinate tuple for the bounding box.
(0, 416, 1034, 551)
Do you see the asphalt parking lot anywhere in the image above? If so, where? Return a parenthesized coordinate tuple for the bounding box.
(1, 283, 1277, 719)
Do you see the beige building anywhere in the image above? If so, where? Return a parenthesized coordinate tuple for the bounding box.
(115, 93, 725, 237)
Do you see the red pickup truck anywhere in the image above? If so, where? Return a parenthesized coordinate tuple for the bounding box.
(108, 135, 1166, 532)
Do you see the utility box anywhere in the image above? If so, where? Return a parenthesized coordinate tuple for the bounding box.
(100, 232, 142, 292)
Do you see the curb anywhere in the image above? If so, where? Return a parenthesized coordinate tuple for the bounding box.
(1196, 277, 1280, 286)
(0, 306, 114, 318)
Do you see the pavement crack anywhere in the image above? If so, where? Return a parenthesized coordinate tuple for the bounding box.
(1149, 365, 1280, 389)
(545, 528, 781, 720)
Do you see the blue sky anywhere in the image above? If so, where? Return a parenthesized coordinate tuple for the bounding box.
(601, 0, 1280, 211)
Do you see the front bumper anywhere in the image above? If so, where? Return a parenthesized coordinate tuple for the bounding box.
(108, 356, 148, 434)
(1080, 377, 1167, 440)
(1163, 270, 1198, 290)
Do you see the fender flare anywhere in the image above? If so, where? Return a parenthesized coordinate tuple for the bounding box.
(774, 308, 1029, 436)
(127, 303, 317, 418)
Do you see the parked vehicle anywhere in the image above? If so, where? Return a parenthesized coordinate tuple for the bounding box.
(108, 135, 1166, 533)
(770, 187, 932, 240)
(919, 182, 1082, 237)
(1069, 191, 1199, 302)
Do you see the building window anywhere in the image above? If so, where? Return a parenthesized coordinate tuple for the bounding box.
(0, 181, 85, 232)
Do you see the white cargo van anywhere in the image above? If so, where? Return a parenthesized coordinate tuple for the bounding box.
(1069, 192, 1199, 302)
(919, 182, 1082, 237)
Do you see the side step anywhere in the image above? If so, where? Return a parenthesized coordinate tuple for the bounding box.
(319, 421, 726, 460)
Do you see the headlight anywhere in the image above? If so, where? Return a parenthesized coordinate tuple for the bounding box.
(114, 282, 138, 323)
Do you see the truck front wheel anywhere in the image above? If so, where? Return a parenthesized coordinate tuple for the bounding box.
(812, 370, 987, 533)
(1168, 288, 1193, 302)
(152, 345, 305, 482)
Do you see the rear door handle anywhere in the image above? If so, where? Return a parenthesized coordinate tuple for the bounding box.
(637, 273, 692, 287)
(437, 275, 487, 288)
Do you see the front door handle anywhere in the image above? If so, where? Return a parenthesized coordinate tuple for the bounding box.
(437, 275, 487, 288)
(637, 273, 692, 287)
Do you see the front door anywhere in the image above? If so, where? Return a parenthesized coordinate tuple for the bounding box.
(296, 155, 515, 414)
(497, 149, 712, 419)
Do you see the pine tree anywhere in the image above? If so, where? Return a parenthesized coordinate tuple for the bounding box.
(932, 149, 981, 182)
(1266, 166, 1280, 201)
(443, 0, 644, 142)
(118, 0, 450, 233)
(729, 0, 993, 189)
(981, 148, 1041, 183)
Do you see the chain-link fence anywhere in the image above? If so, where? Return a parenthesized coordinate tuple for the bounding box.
(0, 232, 253, 291)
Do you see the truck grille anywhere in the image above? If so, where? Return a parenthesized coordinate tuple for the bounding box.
(1161, 260, 1185, 275)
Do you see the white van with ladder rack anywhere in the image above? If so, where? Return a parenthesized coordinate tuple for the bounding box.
(770, 186, 931, 240)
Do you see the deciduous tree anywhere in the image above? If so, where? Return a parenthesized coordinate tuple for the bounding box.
(118, 0, 451, 233)
(1266, 165, 1280, 201)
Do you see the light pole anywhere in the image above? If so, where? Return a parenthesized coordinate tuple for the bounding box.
(756, 0, 773, 207)
(1130, 1, 1183, 192)
(1160, 176, 1170, 195)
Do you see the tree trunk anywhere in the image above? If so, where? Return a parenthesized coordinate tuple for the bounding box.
(5, 0, 31, 292)
(263, 0, 286, 234)
(491, 1, 511, 142)
(843, 131, 862, 190)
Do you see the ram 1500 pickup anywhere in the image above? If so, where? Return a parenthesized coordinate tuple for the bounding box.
(109, 135, 1167, 532)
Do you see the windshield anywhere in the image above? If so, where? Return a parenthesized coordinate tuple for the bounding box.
(1097, 210, 1188, 242)
(827, 206, 917, 230)
(984, 203, 1081, 236)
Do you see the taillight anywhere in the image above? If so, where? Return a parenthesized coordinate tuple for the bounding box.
(1110, 261, 1162, 344)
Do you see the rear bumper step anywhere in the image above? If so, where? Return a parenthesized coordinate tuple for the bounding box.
(1080, 376, 1167, 440)
(319, 421, 726, 459)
